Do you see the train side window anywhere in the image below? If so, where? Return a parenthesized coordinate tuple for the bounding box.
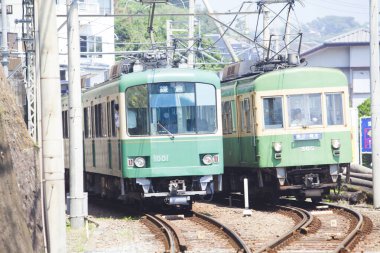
(84, 107, 91, 138)
(109, 100, 117, 137)
(62, 110, 69, 138)
(91, 104, 95, 138)
(222, 101, 233, 134)
(102, 102, 108, 137)
(263, 97, 283, 129)
(326, 93, 344, 125)
(244, 98, 251, 132)
(94, 103, 103, 137)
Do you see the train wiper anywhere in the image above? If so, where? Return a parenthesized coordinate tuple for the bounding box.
(157, 121, 175, 139)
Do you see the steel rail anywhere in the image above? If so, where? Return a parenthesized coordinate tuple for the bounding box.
(192, 211, 252, 253)
(145, 213, 182, 253)
(323, 202, 364, 253)
(256, 205, 313, 253)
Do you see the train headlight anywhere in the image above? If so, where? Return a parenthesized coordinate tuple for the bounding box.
(213, 154, 219, 163)
(202, 155, 213, 165)
(272, 142, 282, 152)
(331, 139, 341, 149)
(134, 157, 146, 168)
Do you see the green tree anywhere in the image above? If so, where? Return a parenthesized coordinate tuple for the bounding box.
(114, 0, 223, 70)
(358, 98, 371, 117)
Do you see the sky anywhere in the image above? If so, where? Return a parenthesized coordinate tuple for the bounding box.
(206, 0, 371, 25)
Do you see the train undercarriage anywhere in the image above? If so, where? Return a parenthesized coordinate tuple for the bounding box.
(83, 172, 220, 209)
(223, 164, 349, 202)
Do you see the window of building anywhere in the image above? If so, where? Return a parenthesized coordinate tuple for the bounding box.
(80, 35, 103, 58)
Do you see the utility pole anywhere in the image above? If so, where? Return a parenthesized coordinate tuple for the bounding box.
(370, 0, 380, 209)
(201, 0, 239, 62)
(67, 0, 85, 228)
(1, 0, 8, 76)
(38, 0, 67, 252)
(188, 0, 195, 68)
(262, 7, 270, 59)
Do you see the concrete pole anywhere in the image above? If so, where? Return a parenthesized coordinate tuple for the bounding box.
(38, 1, 67, 252)
(201, 0, 239, 62)
(243, 178, 252, 216)
(370, 0, 380, 209)
(34, 1, 48, 251)
(1, 0, 8, 77)
(263, 8, 270, 60)
(188, 0, 195, 68)
(166, 20, 173, 66)
(67, 0, 85, 228)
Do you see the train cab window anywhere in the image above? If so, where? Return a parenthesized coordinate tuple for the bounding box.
(222, 101, 233, 134)
(287, 94, 322, 127)
(149, 82, 216, 135)
(126, 85, 149, 136)
(326, 93, 344, 125)
(263, 97, 283, 129)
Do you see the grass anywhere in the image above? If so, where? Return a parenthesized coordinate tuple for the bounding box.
(66, 219, 96, 253)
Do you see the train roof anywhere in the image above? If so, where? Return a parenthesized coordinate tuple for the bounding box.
(221, 67, 348, 95)
(119, 68, 221, 92)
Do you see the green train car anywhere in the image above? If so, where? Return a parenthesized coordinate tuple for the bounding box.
(221, 66, 352, 201)
(62, 68, 223, 207)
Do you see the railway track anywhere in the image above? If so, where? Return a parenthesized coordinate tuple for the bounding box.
(274, 201, 367, 253)
(194, 198, 370, 253)
(143, 211, 250, 253)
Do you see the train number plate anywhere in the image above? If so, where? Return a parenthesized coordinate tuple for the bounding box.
(153, 154, 169, 162)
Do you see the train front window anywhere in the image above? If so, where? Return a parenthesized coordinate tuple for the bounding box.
(126, 82, 217, 136)
(126, 85, 149, 136)
(287, 94, 322, 127)
(326, 93, 344, 125)
(263, 97, 283, 129)
(150, 82, 216, 135)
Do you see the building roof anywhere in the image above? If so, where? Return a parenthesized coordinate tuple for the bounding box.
(326, 28, 370, 43)
(302, 28, 372, 57)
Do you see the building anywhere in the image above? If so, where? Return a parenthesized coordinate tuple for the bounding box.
(301, 29, 372, 108)
(56, 0, 115, 92)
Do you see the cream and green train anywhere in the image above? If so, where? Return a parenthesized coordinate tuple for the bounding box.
(221, 67, 352, 201)
(62, 68, 223, 208)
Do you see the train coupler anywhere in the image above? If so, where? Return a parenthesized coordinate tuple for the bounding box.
(304, 173, 320, 188)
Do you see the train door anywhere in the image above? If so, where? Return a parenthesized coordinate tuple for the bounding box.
(238, 95, 253, 164)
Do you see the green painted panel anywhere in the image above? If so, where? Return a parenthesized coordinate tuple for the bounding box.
(223, 136, 258, 167)
(120, 68, 220, 92)
(224, 131, 352, 168)
(121, 136, 224, 178)
(254, 67, 347, 91)
(221, 67, 348, 96)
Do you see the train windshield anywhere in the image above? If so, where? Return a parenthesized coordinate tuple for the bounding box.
(126, 82, 217, 136)
(288, 94, 322, 127)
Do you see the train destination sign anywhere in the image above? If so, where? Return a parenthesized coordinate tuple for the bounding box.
(293, 133, 322, 141)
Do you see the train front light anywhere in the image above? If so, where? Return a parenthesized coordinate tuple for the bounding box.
(202, 155, 213, 165)
(134, 157, 146, 168)
(272, 142, 282, 152)
(331, 139, 341, 149)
